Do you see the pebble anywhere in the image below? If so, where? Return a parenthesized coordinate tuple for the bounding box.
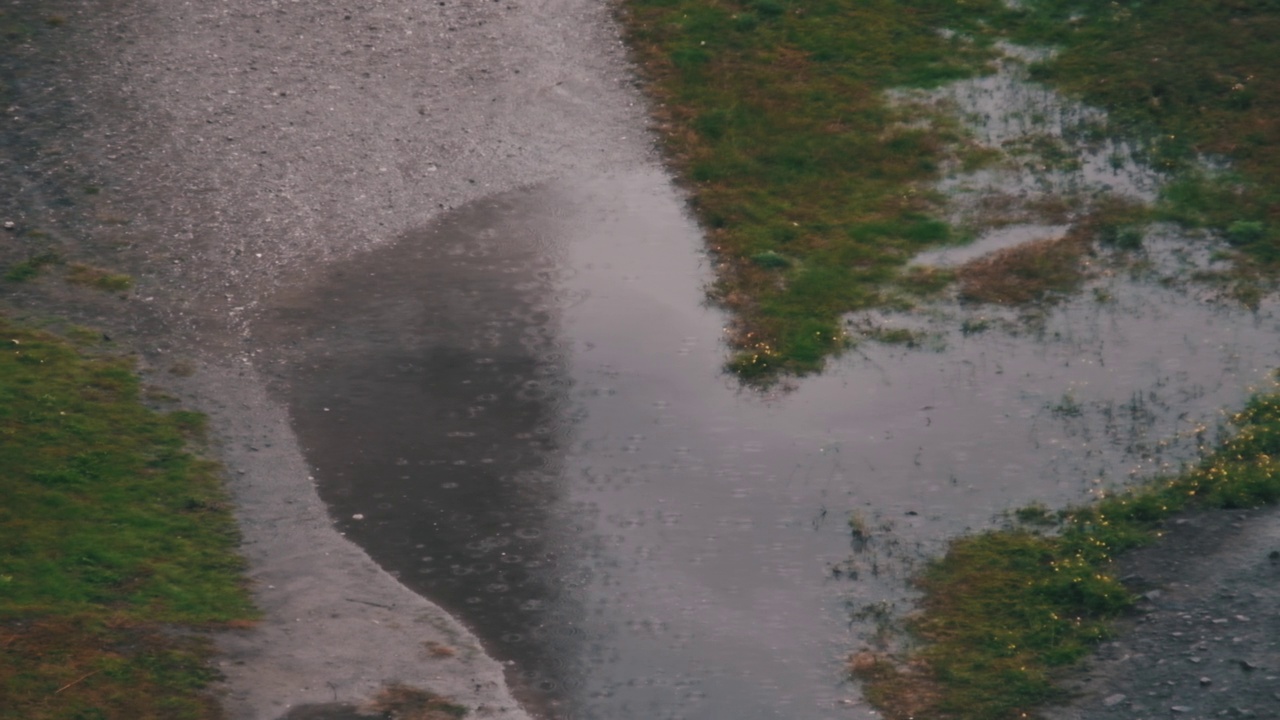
(2, 220, 13, 230)
(352, 513, 365, 520)
(1170, 706, 1192, 714)
(1103, 693, 1127, 707)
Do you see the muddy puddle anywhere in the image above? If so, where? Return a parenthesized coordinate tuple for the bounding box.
(256, 47, 1280, 720)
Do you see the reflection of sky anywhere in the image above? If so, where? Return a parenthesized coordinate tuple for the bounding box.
(549, 171, 1280, 719)
(265, 158, 1280, 719)
(258, 195, 583, 714)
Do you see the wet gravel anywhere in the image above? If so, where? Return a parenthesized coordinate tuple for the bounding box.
(1048, 506, 1280, 720)
(2, 0, 651, 717)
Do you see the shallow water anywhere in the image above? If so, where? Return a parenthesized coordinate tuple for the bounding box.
(258, 167, 1280, 719)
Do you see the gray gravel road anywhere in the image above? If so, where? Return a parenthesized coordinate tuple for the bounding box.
(2, 0, 653, 717)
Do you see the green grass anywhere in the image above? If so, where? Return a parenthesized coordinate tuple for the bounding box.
(621, 0, 1007, 381)
(996, 1, 1280, 266)
(622, 0, 1280, 382)
(5, 253, 62, 282)
(0, 314, 256, 719)
(854, 390, 1280, 719)
(4, 255, 133, 293)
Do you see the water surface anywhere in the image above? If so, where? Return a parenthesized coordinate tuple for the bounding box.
(259, 169, 1280, 719)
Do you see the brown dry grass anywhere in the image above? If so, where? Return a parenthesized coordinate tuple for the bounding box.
(958, 235, 1091, 305)
(848, 652, 947, 720)
(0, 617, 227, 720)
(66, 263, 132, 292)
(365, 684, 467, 719)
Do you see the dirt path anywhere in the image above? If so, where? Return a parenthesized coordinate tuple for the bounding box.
(2, 0, 653, 717)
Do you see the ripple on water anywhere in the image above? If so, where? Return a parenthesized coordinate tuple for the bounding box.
(259, 167, 1280, 719)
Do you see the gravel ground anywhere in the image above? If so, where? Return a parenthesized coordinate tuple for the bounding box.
(1048, 506, 1280, 720)
(2, 0, 652, 717)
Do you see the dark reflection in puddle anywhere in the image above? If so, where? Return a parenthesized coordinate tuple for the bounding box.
(258, 192, 584, 712)
(259, 170, 1280, 720)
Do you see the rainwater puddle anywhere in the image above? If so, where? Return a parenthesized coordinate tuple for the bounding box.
(258, 168, 1280, 719)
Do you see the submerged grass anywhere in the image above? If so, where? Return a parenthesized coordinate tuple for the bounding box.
(998, 1, 1280, 264)
(622, 0, 1280, 381)
(0, 314, 255, 719)
(854, 390, 1280, 719)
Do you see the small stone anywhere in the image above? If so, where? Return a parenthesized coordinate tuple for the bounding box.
(1103, 693, 1126, 707)
(1235, 615, 1249, 622)
(1171, 706, 1192, 714)
(352, 513, 365, 520)
(1239, 660, 1258, 671)
(1212, 618, 1229, 624)
(1200, 676, 1212, 686)
(2, 220, 14, 230)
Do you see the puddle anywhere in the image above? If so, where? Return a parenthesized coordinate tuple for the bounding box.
(928, 47, 1163, 207)
(257, 167, 1280, 719)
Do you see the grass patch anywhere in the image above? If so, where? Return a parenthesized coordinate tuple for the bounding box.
(0, 314, 256, 719)
(957, 235, 1089, 305)
(622, 0, 1280, 381)
(4, 253, 62, 282)
(854, 389, 1280, 719)
(66, 263, 133, 293)
(621, 0, 1008, 381)
(998, 2, 1280, 258)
